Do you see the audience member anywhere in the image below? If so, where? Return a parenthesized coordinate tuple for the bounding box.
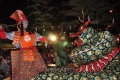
(0, 56, 10, 79)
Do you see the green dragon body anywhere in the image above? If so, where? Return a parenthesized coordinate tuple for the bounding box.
(34, 27, 120, 80)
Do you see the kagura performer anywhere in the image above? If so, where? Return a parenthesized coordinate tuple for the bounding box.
(0, 10, 47, 80)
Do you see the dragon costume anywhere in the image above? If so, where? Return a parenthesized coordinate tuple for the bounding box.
(34, 26, 119, 80)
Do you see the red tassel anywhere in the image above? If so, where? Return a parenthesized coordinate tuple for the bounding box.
(95, 60, 105, 69)
(0, 29, 6, 39)
(103, 54, 113, 61)
(86, 63, 93, 72)
(114, 47, 119, 53)
(110, 47, 119, 57)
(99, 58, 109, 65)
(91, 61, 99, 71)
(74, 47, 119, 73)
(80, 65, 85, 72)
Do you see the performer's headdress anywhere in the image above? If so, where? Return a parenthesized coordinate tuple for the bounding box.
(10, 10, 28, 36)
(10, 9, 27, 23)
(10, 9, 28, 28)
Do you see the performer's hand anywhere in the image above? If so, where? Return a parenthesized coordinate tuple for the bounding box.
(39, 36, 47, 42)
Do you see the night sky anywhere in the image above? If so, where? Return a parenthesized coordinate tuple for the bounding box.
(0, 0, 119, 35)
(0, 0, 27, 24)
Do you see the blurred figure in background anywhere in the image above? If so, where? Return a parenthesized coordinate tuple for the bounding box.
(0, 56, 10, 79)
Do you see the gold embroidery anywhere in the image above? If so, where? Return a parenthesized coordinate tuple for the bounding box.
(13, 32, 21, 44)
(23, 50, 34, 62)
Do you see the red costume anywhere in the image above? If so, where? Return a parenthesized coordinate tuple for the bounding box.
(0, 10, 47, 80)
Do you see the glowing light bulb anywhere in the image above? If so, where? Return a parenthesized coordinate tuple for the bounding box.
(50, 35, 56, 41)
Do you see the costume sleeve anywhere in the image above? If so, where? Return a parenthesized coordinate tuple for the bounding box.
(0, 29, 7, 39)
(36, 33, 47, 42)
(5, 32, 16, 40)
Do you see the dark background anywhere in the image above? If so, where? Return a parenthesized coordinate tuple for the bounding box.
(0, 0, 119, 35)
(0, 0, 27, 24)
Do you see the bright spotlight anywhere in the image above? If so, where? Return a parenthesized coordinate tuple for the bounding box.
(50, 35, 56, 41)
